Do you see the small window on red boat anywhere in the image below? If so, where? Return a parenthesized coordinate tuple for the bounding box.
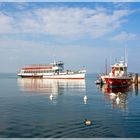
(120, 67, 124, 71)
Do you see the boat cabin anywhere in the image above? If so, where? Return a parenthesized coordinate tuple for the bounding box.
(20, 61, 64, 74)
(51, 61, 64, 72)
(109, 60, 127, 77)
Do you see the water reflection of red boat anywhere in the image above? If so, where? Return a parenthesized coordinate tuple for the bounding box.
(102, 85, 132, 93)
(100, 85, 130, 111)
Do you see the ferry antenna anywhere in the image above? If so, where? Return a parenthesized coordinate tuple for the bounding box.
(124, 44, 128, 66)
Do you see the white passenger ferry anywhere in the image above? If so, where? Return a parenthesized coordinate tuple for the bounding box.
(17, 60, 86, 79)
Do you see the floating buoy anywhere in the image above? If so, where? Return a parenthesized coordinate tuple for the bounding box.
(83, 95, 88, 104)
(84, 119, 92, 125)
(83, 95, 88, 101)
(50, 94, 53, 100)
(109, 92, 116, 97)
(116, 96, 120, 104)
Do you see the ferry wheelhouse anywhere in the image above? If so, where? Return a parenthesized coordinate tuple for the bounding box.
(103, 60, 132, 88)
(17, 60, 86, 79)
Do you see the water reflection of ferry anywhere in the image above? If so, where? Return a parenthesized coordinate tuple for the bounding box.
(17, 78, 86, 95)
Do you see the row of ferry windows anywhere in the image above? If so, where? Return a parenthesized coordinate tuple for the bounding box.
(23, 70, 56, 73)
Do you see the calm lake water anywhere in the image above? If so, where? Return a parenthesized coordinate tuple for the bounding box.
(0, 73, 140, 138)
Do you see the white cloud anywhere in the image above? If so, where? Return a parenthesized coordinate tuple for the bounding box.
(0, 13, 14, 33)
(111, 31, 137, 41)
(25, 8, 133, 38)
(0, 4, 139, 73)
(0, 6, 135, 38)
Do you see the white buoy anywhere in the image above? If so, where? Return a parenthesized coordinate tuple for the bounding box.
(83, 95, 88, 104)
(50, 94, 53, 100)
(84, 95, 88, 100)
(84, 119, 92, 125)
(109, 92, 117, 100)
(109, 92, 117, 97)
(116, 96, 120, 104)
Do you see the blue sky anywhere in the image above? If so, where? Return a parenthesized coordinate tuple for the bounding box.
(0, 2, 140, 73)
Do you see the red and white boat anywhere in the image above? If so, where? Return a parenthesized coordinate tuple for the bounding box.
(103, 59, 132, 88)
(17, 60, 86, 79)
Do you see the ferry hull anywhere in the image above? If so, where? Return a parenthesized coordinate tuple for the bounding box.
(18, 73, 85, 79)
(43, 73, 85, 79)
(105, 77, 132, 88)
(20, 75, 43, 78)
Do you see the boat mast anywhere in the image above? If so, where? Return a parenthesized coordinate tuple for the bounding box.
(53, 54, 56, 65)
(124, 45, 127, 67)
(105, 58, 107, 75)
(109, 55, 112, 73)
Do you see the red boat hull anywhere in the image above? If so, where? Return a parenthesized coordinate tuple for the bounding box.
(105, 77, 132, 88)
